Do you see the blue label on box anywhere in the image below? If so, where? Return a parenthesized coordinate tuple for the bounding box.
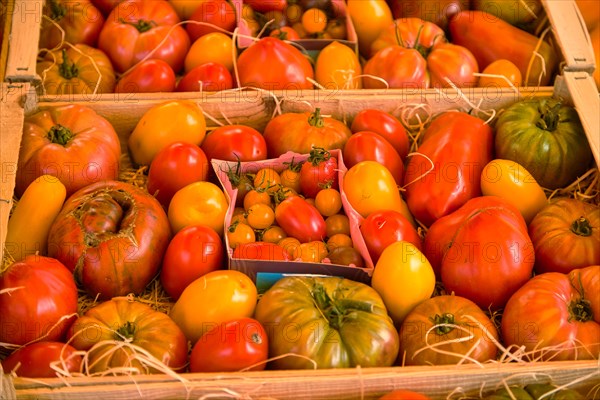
(256, 272, 337, 294)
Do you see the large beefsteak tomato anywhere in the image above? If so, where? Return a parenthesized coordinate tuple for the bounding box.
(47, 181, 171, 299)
(16, 104, 120, 198)
(424, 196, 534, 310)
(254, 276, 400, 369)
(39, 0, 105, 50)
(501, 265, 600, 361)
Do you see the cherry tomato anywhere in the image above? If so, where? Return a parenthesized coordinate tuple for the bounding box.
(302, 8, 327, 33)
(278, 237, 302, 259)
(327, 246, 365, 268)
(299, 241, 328, 262)
(275, 196, 327, 243)
(246, 203, 276, 230)
(186, 0, 237, 42)
(325, 18, 347, 39)
(262, 226, 287, 243)
(189, 318, 269, 372)
(147, 142, 210, 209)
(185, 32, 235, 73)
(160, 225, 224, 301)
(201, 125, 268, 162)
(114, 59, 176, 93)
(168, 181, 229, 235)
(176, 62, 234, 92)
(232, 242, 291, 261)
(325, 214, 350, 237)
(351, 109, 410, 159)
(243, 189, 272, 211)
(270, 26, 301, 40)
(479, 59, 522, 88)
(1, 342, 82, 378)
(314, 188, 343, 217)
(279, 159, 303, 193)
(254, 168, 282, 194)
(245, 0, 287, 13)
(231, 207, 249, 225)
(227, 221, 256, 248)
(326, 233, 353, 250)
(299, 147, 338, 198)
(284, 3, 304, 25)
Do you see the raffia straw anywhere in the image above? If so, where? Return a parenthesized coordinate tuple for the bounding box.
(40, 14, 66, 52)
(401, 152, 435, 190)
(518, 0, 539, 19)
(525, 26, 551, 88)
(439, 78, 496, 124)
(359, 74, 390, 89)
(472, 72, 520, 95)
(546, 167, 599, 203)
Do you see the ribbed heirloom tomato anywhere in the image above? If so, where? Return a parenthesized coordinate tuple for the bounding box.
(39, 0, 105, 50)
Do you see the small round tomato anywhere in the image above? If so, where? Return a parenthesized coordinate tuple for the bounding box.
(176, 62, 233, 92)
(270, 26, 301, 41)
(325, 214, 350, 237)
(201, 125, 268, 162)
(327, 246, 365, 268)
(227, 221, 256, 248)
(279, 161, 303, 193)
(246, 203, 276, 230)
(185, 32, 235, 73)
(326, 18, 347, 39)
(315, 188, 342, 217)
(232, 242, 291, 261)
(326, 233, 353, 250)
(190, 318, 269, 372)
(128, 100, 207, 166)
(114, 59, 176, 93)
(371, 241, 436, 326)
(350, 109, 410, 159)
(1, 342, 82, 378)
(147, 142, 210, 209)
(299, 147, 338, 198)
(186, 0, 237, 42)
(168, 181, 229, 235)
(262, 226, 287, 243)
(243, 189, 272, 211)
(278, 237, 302, 259)
(479, 59, 522, 88)
(302, 7, 327, 33)
(254, 168, 281, 193)
(245, 0, 287, 13)
(170, 270, 258, 344)
(480, 159, 547, 224)
(160, 225, 224, 301)
(299, 241, 328, 262)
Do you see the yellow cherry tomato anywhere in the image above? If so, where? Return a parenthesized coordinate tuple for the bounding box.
(314, 188, 343, 217)
(278, 237, 302, 259)
(246, 203, 276, 230)
(325, 214, 351, 237)
(231, 207, 248, 225)
(168, 181, 228, 235)
(480, 159, 547, 224)
(170, 270, 258, 344)
(371, 241, 436, 325)
(243, 189, 272, 211)
(299, 241, 328, 262)
(128, 100, 207, 166)
(326, 233, 353, 251)
(280, 167, 302, 194)
(254, 167, 281, 193)
(185, 32, 235, 73)
(262, 226, 287, 244)
(315, 41, 362, 90)
(227, 221, 256, 249)
(479, 59, 522, 88)
(302, 8, 328, 34)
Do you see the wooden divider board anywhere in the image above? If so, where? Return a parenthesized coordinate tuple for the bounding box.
(3, 0, 42, 82)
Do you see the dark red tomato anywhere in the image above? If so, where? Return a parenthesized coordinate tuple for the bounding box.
(343, 131, 405, 186)
(350, 109, 410, 159)
(147, 142, 210, 209)
(186, 0, 237, 42)
(0, 256, 78, 345)
(1, 341, 82, 378)
(299, 147, 338, 198)
(275, 196, 326, 243)
(190, 317, 269, 372)
(176, 62, 233, 92)
(244, 0, 287, 13)
(360, 210, 422, 265)
(160, 225, 224, 301)
(114, 59, 176, 93)
(232, 242, 291, 261)
(237, 37, 314, 90)
(201, 125, 268, 162)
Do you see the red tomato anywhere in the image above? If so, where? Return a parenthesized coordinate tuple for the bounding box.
(244, 0, 287, 13)
(232, 242, 291, 261)
(114, 59, 176, 93)
(186, 0, 237, 41)
(237, 37, 314, 90)
(343, 131, 404, 186)
(404, 111, 493, 227)
(176, 62, 233, 92)
(270, 26, 301, 40)
(360, 210, 422, 265)
(0, 256, 78, 345)
(424, 196, 534, 310)
(189, 318, 269, 372)
(299, 147, 338, 198)
(350, 109, 410, 159)
(363, 46, 428, 89)
(91, 0, 124, 15)
(201, 125, 268, 162)
(160, 225, 224, 301)
(39, 0, 105, 50)
(275, 196, 326, 243)
(98, 0, 191, 73)
(147, 142, 210, 209)
(1, 342, 82, 378)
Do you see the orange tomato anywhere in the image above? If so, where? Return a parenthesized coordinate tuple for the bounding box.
(478, 59, 522, 88)
(168, 181, 229, 235)
(185, 32, 235, 72)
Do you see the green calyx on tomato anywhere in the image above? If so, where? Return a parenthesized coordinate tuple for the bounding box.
(308, 108, 326, 128)
(313, 284, 373, 330)
(568, 275, 593, 323)
(393, 21, 440, 59)
(307, 146, 332, 166)
(430, 313, 457, 335)
(58, 49, 78, 79)
(119, 18, 156, 33)
(47, 124, 73, 146)
(571, 217, 593, 237)
(535, 100, 562, 131)
(115, 320, 137, 341)
(48, 0, 66, 21)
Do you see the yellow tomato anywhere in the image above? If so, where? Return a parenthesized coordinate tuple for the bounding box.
(227, 221, 256, 248)
(314, 188, 343, 217)
(254, 167, 281, 193)
(185, 32, 235, 72)
(302, 8, 328, 34)
(371, 241, 436, 325)
(128, 100, 206, 166)
(326, 233, 353, 251)
(299, 241, 328, 262)
(278, 237, 302, 259)
(347, 0, 393, 57)
(280, 168, 302, 194)
(170, 270, 258, 344)
(262, 226, 287, 243)
(480, 159, 547, 224)
(168, 181, 229, 235)
(343, 161, 414, 224)
(479, 59, 522, 88)
(315, 41, 363, 90)
(246, 203, 275, 230)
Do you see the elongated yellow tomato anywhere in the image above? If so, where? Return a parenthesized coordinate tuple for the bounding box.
(168, 181, 229, 235)
(347, 0, 393, 58)
(371, 241, 436, 326)
(315, 41, 362, 90)
(128, 100, 207, 166)
(5, 175, 66, 262)
(343, 160, 413, 224)
(480, 159, 547, 224)
(169, 270, 258, 344)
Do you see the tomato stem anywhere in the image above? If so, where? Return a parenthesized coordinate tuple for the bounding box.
(570, 217, 593, 237)
(535, 100, 561, 131)
(49, 0, 66, 21)
(568, 271, 594, 323)
(59, 48, 79, 80)
(119, 18, 156, 33)
(307, 146, 331, 166)
(308, 108, 325, 128)
(312, 284, 374, 330)
(47, 124, 74, 146)
(431, 313, 456, 335)
(115, 321, 137, 341)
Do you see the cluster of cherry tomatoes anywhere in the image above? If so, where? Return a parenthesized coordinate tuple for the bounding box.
(224, 148, 365, 267)
(242, 0, 348, 41)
